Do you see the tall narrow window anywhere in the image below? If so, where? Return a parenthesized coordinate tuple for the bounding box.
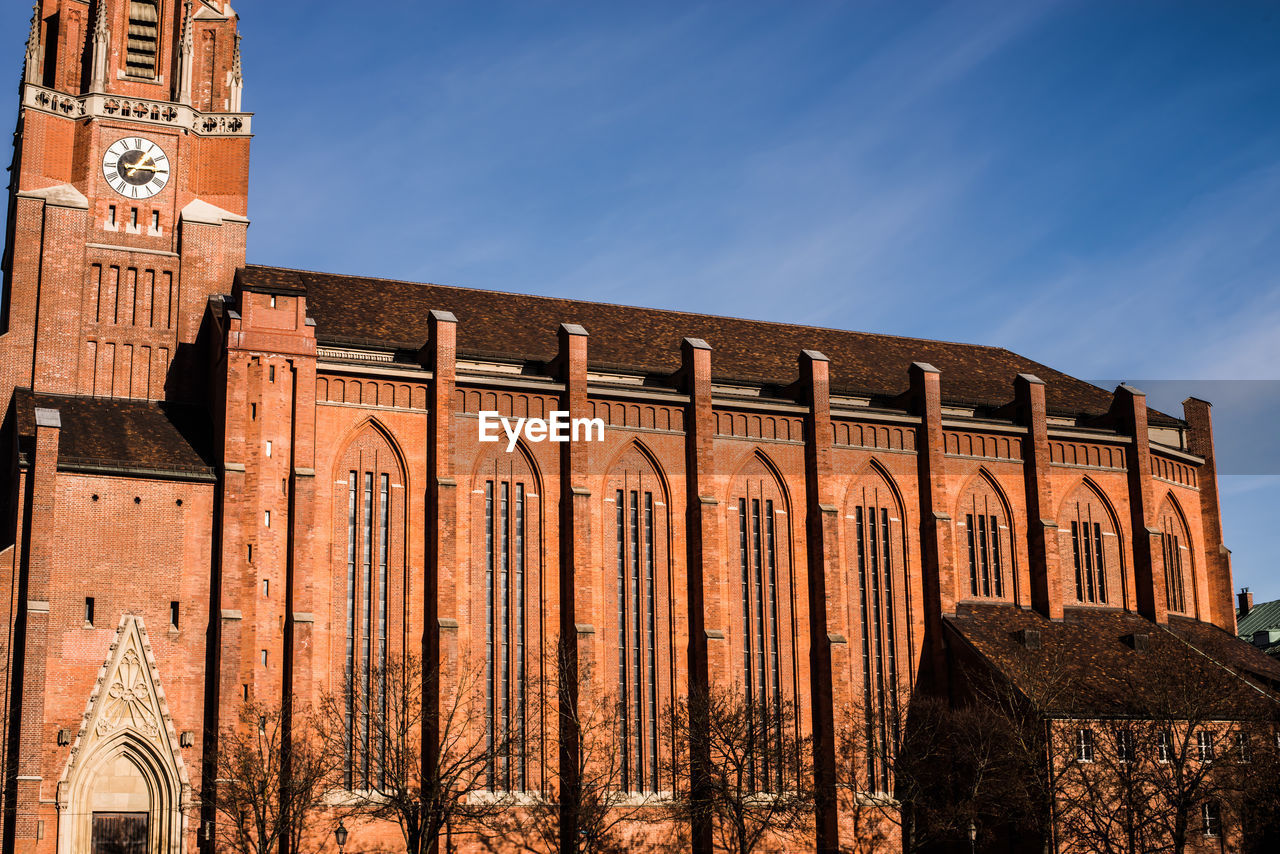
(499, 482, 511, 790)
(1164, 531, 1186, 613)
(616, 489, 629, 789)
(1197, 730, 1215, 762)
(1203, 803, 1222, 838)
(766, 500, 783, 791)
(855, 506, 875, 789)
(377, 474, 389, 788)
(607, 449, 672, 795)
(126, 2, 160, 79)
(960, 476, 1010, 600)
(615, 485, 664, 792)
(361, 472, 373, 786)
(1116, 729, 1135, 763)
(1064, 485, 1119, 605)
(345, 472, 357, 788)
(515, 484, 527, 790)
(484, 481, 495, 788)
(482, 470, 535, 793)
(853, 496, 906, 794)
(339, 433, 403, 791)
(738, 494, 786, 792)
(644, 493, 658, 793)
(630, 491, 642, 789)
(1076, 728, 1095, 763)
(739, 497, 756, 792)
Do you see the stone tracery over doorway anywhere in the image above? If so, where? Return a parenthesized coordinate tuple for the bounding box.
(56, 615, 192, 854)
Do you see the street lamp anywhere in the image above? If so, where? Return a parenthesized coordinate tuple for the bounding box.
(335, 822, 348, 854)
(968, 819, 977, 854)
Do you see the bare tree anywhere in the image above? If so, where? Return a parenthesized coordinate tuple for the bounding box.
(482, 639, 675, 854)
(215, 700, 337, 854)
(667, 685, 814, 854)
(319, 653, 508, 854)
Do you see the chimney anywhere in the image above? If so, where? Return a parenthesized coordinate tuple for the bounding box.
(1124, 633, 1151, 652)
(1014, 628, 1042, 650)
(1238, 588, 1253, 617)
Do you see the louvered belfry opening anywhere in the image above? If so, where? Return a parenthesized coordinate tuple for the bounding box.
(126, 1, 160, 78)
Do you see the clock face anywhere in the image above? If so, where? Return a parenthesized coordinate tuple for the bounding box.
(102, 137, 170, 199)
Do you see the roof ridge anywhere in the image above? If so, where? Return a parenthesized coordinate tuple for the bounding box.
(242, 262, 1011, 354)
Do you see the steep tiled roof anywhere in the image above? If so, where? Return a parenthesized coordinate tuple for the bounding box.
(239, 265, 1181, 425)
(946, 605, 1280, 718)
(15, 391, 215, 479)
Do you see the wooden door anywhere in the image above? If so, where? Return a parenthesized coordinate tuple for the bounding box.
(91, 812, 149, 854)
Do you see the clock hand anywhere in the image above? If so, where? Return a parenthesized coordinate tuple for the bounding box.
(125, 154, 157, 176)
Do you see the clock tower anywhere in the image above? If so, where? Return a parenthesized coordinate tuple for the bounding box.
(0, 0, 251, 410)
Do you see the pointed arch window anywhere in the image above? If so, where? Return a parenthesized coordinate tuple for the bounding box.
(606, 444, 672, 794)
(1061, 482, 1123, 606)
(336, 427, 403, 790)
(731, 454, 796, 794)
(1159, 498, 1194, 615)
(126, 1, 160, 79)
(848, 472, 909, 794)
(476, 449, 541, 792)
(957, 474, 1015, 601)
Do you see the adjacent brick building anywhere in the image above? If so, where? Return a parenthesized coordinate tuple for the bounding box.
(1, 4, 1277, 854)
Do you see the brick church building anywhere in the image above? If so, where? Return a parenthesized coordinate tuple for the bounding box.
(2, 4, 1278, 854)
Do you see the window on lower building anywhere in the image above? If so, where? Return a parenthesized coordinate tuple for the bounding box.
(1158, 730, 1172, 763)
(84, 597, 95, 626)
(1116, 728, 1135, 763)
(1197, 730, 1215, 762)
(1076, 728, 1095, 763)
(1236, 732, 1252, 763)
(1203, 802, 1222, 838)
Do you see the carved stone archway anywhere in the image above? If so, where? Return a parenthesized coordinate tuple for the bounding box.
(56, 615, 192, 854)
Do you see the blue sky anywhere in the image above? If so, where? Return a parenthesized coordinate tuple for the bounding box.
(5, 1, 1279, 602)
